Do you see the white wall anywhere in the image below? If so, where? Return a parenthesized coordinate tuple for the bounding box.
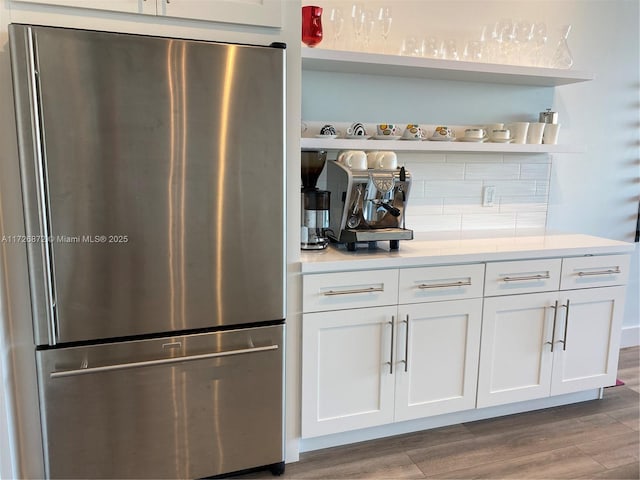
(0, 1, 302, 476)
(304, 0, 639, 339)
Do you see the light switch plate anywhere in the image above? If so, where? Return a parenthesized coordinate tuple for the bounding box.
(483, 186, 496, 207)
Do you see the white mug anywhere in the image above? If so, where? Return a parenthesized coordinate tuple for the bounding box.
(485, 123, 504, 134)
(491, 129, 511, 141)
(464, 128, 486, 139)
(374, 151, 398, 170)
(527, 122, 546, 144)
(338, 150, 367, 170)
(507, 122, 530, 144)
(366, 151, 380, 169)
(542, 123, 561, 145)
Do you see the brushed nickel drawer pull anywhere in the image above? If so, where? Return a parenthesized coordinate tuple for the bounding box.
(418, 280, 471, 289)
(323, 286, 384, 296)
(402, 315, 409, 372)
(576, 268, 620, 277)
(502, 273, 550, 282)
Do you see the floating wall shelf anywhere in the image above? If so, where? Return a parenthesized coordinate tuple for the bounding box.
(302, 48, 594, 87)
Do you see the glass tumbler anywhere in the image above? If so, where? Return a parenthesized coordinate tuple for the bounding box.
(302, 6, 323, 48)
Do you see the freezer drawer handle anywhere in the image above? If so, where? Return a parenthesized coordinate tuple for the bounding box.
(323, 287, 384, 296)
(576, 268, 620, 277)
(502, 273, 550, 282)
(417, 280, 471, 289)
(49, 344, 278, 378)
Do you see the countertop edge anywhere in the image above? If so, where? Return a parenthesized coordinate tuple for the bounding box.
(299, 234, 635, 274)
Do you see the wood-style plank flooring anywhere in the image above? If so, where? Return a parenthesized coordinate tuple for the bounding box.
(237, 346, 639, 479)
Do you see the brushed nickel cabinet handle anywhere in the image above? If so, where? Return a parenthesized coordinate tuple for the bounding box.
(545, 300, 559, 352)
(502, 273, 550, 282)
(418, 280, 471, 289)
(402, 315, 409, 372)
(576, 268, 620, 277)
(561, 300, 570, 351)
(386, 317, 395, 375)
(323, 286, 384, 296)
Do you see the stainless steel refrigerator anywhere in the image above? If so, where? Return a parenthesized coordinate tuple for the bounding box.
(9, 24, 286, 479)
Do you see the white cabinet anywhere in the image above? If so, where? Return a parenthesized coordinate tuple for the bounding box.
(301, 306, 396, 438)
(395, 298, 482, 421)
(302, 265, 484, 437)
(11, 0, 282, 27)
(11, 0, 153, 14)
(477, 255, 629, 408)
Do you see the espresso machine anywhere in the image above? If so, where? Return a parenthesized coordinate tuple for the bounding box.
(301, 150, 330, 250)
(326, 160, 413, 251)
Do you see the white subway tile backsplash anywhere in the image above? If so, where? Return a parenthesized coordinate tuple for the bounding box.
(407, 162, 465, 180)
(465, 163, 520, 180)
(520, 163, 551, 179)
(443, 197, 490, 214)
(408, 214, 462, 232)
(397, 152, 551, 235)
(462, 213, 517, 231)
(445, 153, 504, 163)
(424, 180, 483, 197)
(490, 180, 538, 196)
(516, 212, 548, 230)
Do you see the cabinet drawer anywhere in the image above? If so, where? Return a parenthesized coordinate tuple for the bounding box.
(303, 270, 399, 313)
(484, 259, 561, 296)
(561, 255, 630, 290)
(399, 264, 485, 304)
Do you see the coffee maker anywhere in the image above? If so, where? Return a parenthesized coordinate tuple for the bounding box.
(326, 160, 413, 251)
(301, 150, 330, 250)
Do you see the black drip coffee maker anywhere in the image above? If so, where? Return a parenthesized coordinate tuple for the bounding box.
(301, 150, 330, 250)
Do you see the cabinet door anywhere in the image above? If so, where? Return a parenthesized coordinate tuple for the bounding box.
(550, 286, 625, 395)
(301, 306, 396, 438)
(477, 292, 558, 408)
(11, 0, 154, 14)
(395, 299, 482, 421)
(160, 0, 282, 28)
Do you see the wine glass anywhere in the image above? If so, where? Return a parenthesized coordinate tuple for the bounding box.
(377, 7, 392, 53)
(362, 10, 375, 51)
(552, 24, 573, 69)
(327, 7, 344, 49)
(350, 3, 365, 51)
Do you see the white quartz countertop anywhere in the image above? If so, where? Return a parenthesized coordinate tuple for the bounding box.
(300, 233, 634, 274)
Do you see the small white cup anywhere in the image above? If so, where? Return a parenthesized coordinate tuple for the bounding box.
(507, 122, 530, 144)
(402, 124, 424, 140)
(542, 123, 561, 144)
(485, 123, 504, 135)
(374, 151, 398, 170)
(491, 129, 511, 141)
(338, 150, 367, 170)
(377, 124, 400, 136)
(366, 151, 380, 169)
(527, 122, 546, 144)
(464, 128, 486, 139)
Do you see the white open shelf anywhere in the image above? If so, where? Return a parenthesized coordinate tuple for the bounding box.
(302, 48, 594, 87)
(300, 137, 584, 154)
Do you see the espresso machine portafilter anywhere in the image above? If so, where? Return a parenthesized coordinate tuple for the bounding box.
(301, 150, 330, 250)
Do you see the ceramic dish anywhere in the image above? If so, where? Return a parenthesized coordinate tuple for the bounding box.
(345, 135, 371, 140)
(314, 134, 338, 139)
(400, 137, 425, 141)
(372, 135, 402, 140)
(428, 136, 455, 142)
(489, 138, 514, 143)
(458, 137, 488, 143)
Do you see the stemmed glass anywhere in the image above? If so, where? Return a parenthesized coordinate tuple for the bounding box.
(378, 7, 392, 53)
(327, 7, 344, 49)
(350, 3, 365, 51)
(362, 10, 375, 51)
(552, 24, 573, 69)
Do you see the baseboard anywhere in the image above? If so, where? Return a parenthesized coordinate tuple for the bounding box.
(299, 389, 600, 454)
(621, 325, 640, 348)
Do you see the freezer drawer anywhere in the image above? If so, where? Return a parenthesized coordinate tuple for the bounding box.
(36, 324, 284, 479)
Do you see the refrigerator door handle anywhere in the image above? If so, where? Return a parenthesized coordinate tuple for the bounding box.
(49, 344, 279, 378)
(26, 26, 58, 345)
